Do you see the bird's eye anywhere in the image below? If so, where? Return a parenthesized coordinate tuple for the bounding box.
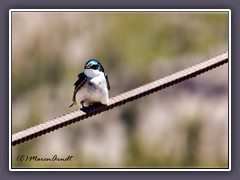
(92, 64, 98, 69)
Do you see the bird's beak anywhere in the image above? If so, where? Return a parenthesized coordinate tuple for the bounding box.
(85, 64, 91, 69)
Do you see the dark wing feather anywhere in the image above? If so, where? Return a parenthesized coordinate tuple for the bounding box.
(105, 74, 110, 90)
(72, 72, 87, 102)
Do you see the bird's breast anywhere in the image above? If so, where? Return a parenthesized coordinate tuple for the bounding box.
(75, 74, 109, 106)
(88, 74, 107, 89)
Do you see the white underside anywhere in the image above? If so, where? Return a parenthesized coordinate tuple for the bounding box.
(84, 68, 102, 78)
(76, 71, 109, 107)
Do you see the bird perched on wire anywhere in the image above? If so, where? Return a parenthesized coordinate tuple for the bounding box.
(69, 59, 110, 108)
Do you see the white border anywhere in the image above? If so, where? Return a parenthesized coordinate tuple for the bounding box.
(9, 9, 12, 171)
(228, 10, 231, 171)
(9, 9, 231, 171)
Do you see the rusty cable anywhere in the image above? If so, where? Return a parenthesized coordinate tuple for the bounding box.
(12, 51, 229, 146)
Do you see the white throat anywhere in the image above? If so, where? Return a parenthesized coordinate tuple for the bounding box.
(84, 69, 103, 78)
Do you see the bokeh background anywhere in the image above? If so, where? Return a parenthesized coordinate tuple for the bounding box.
(11, 11, 229, 168)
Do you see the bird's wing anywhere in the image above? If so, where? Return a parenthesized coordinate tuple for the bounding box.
(105, 73, 110, 90)
(72, 72, 87, 102)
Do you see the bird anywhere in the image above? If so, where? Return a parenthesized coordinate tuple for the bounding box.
(69, 59, 110, 108)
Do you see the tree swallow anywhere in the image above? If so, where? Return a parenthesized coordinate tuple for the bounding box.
(69, 59, 110, 108)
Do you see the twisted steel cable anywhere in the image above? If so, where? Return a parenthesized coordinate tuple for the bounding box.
(12, 51, 229, 146)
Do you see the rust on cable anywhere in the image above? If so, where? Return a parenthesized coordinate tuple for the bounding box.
(12, 51, 229, 146)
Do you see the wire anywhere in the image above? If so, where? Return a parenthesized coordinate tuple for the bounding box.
(12, 51, 229, 146)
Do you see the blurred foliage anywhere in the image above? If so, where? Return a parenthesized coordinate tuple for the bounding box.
(12, 12, 228, 99)
(97, 13, 228, 76)
(12, 37, 65, 100)
(12, 12, 228, 168)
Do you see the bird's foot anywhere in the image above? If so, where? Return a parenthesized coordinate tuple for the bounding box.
(80, 102, 106, 112)
(80, 101, 85, 108)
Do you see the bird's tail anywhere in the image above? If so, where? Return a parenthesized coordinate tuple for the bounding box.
(69, 101, 76, 108)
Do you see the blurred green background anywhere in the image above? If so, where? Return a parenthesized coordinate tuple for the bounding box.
(12, 11, 229, 168)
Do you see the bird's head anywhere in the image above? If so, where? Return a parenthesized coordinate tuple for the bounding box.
(84, 59, 105, 78)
